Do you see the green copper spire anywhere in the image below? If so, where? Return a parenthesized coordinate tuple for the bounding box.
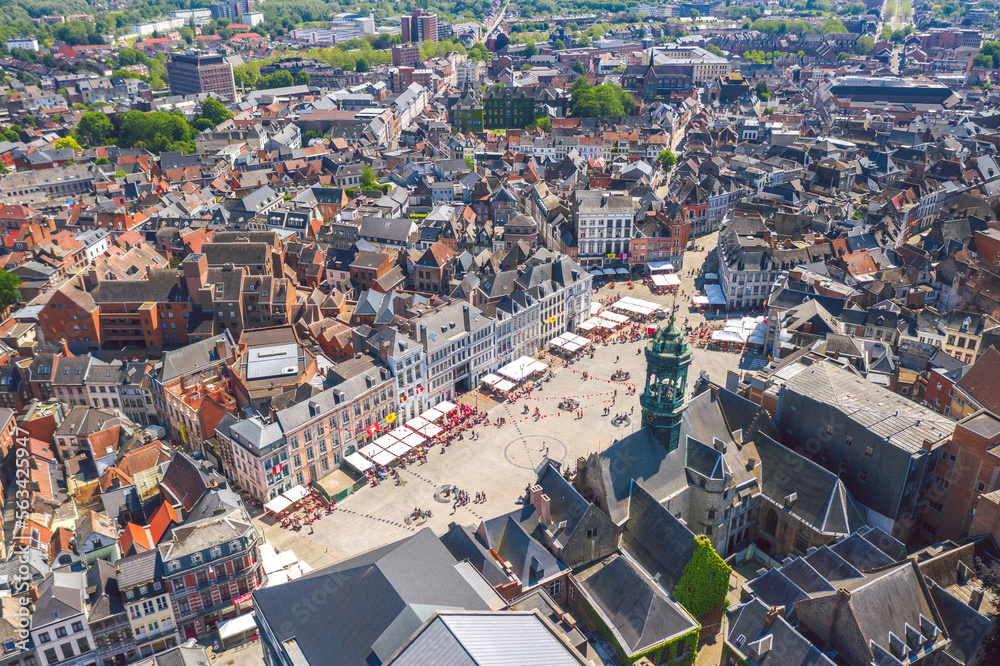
(639, 314, 692, 452)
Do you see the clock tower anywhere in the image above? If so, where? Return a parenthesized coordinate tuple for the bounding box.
(639, 315, 692, 452)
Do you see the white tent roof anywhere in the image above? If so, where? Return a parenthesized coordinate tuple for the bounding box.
(616, 267, 629, 276)
(402, 432, 425, 447)
(603, 268, 617, 276)
(498, 356, 547, 382)
(436, 400, 458, 414)
(494, 379, 517, 392)
(219, 612, 258, 641)
(648, 261, 674, 273)
(420, 406, 444, 421)
(344, 452, 373, 473)
(601, 311, 629, 324)
(419, 423, 443, 437)
(387, 441, 411, 457)
(405, 416, 430, 430)
(578, 320, 597, 331)
(705, 284, 727, 305)
(651, 274, 670, 287)
(371, 450, 395, 466)
(358, 444, 380, 459)
(374, 434, 397, 450)
(481, 373, 503, 386)
(712, 329, 746, 343)
(283, 485, 309, 503)
(590, 302, 602, 315)
(692, 295, 710, 305)
(263, 495, 292, 515)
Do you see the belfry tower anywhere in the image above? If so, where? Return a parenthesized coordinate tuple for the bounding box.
(639, 314, 692, 452)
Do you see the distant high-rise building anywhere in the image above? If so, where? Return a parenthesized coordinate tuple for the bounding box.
(401, 8, 438, 44)
(166, 53, 237, 101)
(391, 43, 421, 67)
(210, 0, 253, 21)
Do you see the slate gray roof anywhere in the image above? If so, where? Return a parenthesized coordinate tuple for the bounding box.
(480, 513, 567, 589)
(756, 434, 866, 536)
(32, 571, 87, 628)
(386, 612, 587, 665)
(133, 644, 211, 666)
(726, 598, 836, 666)
(745, 569, 811, 611)
(782, 362, 955, 453)
(577, 555, 698, 657)
(438, 523, 509, 588)
(116, 550, 163, 589)
(593, 428, 688, 525)
(160, 331, 234, 382)
(253, 528, 496, 666)
(90, 269, 187, 304)
(620, 483, 694, 594)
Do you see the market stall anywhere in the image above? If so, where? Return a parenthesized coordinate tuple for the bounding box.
(344, 452, 373, 474)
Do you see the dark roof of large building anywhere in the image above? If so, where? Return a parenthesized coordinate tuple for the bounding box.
(726, 598, 836, 666)
(620, 483, 694, 594)
(252, 528, 496, 666)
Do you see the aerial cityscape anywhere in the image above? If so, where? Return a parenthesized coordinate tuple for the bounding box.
(0, 0, 998, 664)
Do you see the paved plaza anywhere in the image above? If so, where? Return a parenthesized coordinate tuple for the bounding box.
(251, 242, 748, 567)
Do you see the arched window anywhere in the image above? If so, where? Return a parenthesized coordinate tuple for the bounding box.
(765, 509, 778, 536)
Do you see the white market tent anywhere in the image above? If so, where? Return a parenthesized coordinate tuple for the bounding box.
(358, 444, 380, 459)
(371, 450, 396, 466)
(344, 452, 373, 474)
(374, 434, 397, 450)
(712, 330, 746, 343)
(498, 356, 547, 382)
(494, 379, 517, 392)
(589, 268, 603, 276)
(705, 284, 727, 305)
(651, 274, 670, 288)
(601, 311, 629, 324)
(692, 295, 710, 305)
(218, 612, 258, 646)
(283, 485, 309, 504)
(603, 268, 617, 276)
(418, 423, 443, 438)
(590, 302, 602, 315)
(647, 261, 674, 274)
(481, 373, 503, 386)
(402, 432, 425, 448)
(665, 274, 681, 286)
(436, 400, 458, 414)
(387, 441, 411, 457)
(263, 495, 293, 515)
(420, 406, 444, 421)
(405, 416, 430, 431)
(578, 320, 598, 332)
(616, 268, 629, 276)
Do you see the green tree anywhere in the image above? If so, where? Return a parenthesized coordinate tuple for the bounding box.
(553, 39, 565, 50)
(42, 53, 56, 68)
(76, 111, 112, 146)
(673, 536, 732, 619)
(572, 60, 585, 74)
(117, 48, 146, 67)
(0, 270, 21, 311)
(199, 97, 233, 126)
(570, 82, 636, 117)
(754, 81, 770, 100)
(464, 156, 475, 170)
(705, 44, 724, 57)
(53, 136, 82, 150)
(855, 35, 874, 55)
(469, 43, 490, 62)
(658, 149, 677, 173)
(524, 41, 538, 58)
(535, 116, 552, 132)
(294, 70, 311, 85)
(117, 110, 195, 153)
(355, 57, 370, 73)
(837, 51, 850, 61)
(360, 163, 378, 189)
(95, 157, 110, 165)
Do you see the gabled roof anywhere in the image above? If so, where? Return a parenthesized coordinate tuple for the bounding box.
(620, 483, 694, 594)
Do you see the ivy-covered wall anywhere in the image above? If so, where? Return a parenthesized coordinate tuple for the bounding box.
(673, 535, 733, 619)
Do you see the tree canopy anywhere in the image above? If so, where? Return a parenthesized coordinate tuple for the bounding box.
(76, 112, 112, 146)
(116, 110, 196, 154)
(199, 97, 233, 127)
(569, 79, 635, 118)
(0, 270, 21, 311)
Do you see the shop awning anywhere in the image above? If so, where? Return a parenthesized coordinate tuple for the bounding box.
(692, 295, 710, 305)
(603, 268, 617, 276)
(401, 432, 425, 448)
(647, 261, 674, 273)
(374, 434, 397, 450)
(481, 373, 503, 386)
(418, 423, 443, 438)
(498, 356, 547, 382)
(589, 268, 604, 276)
(712, 330, 746, 343)
(387, 441, 411, 457)
(616, 267, 629, 276)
